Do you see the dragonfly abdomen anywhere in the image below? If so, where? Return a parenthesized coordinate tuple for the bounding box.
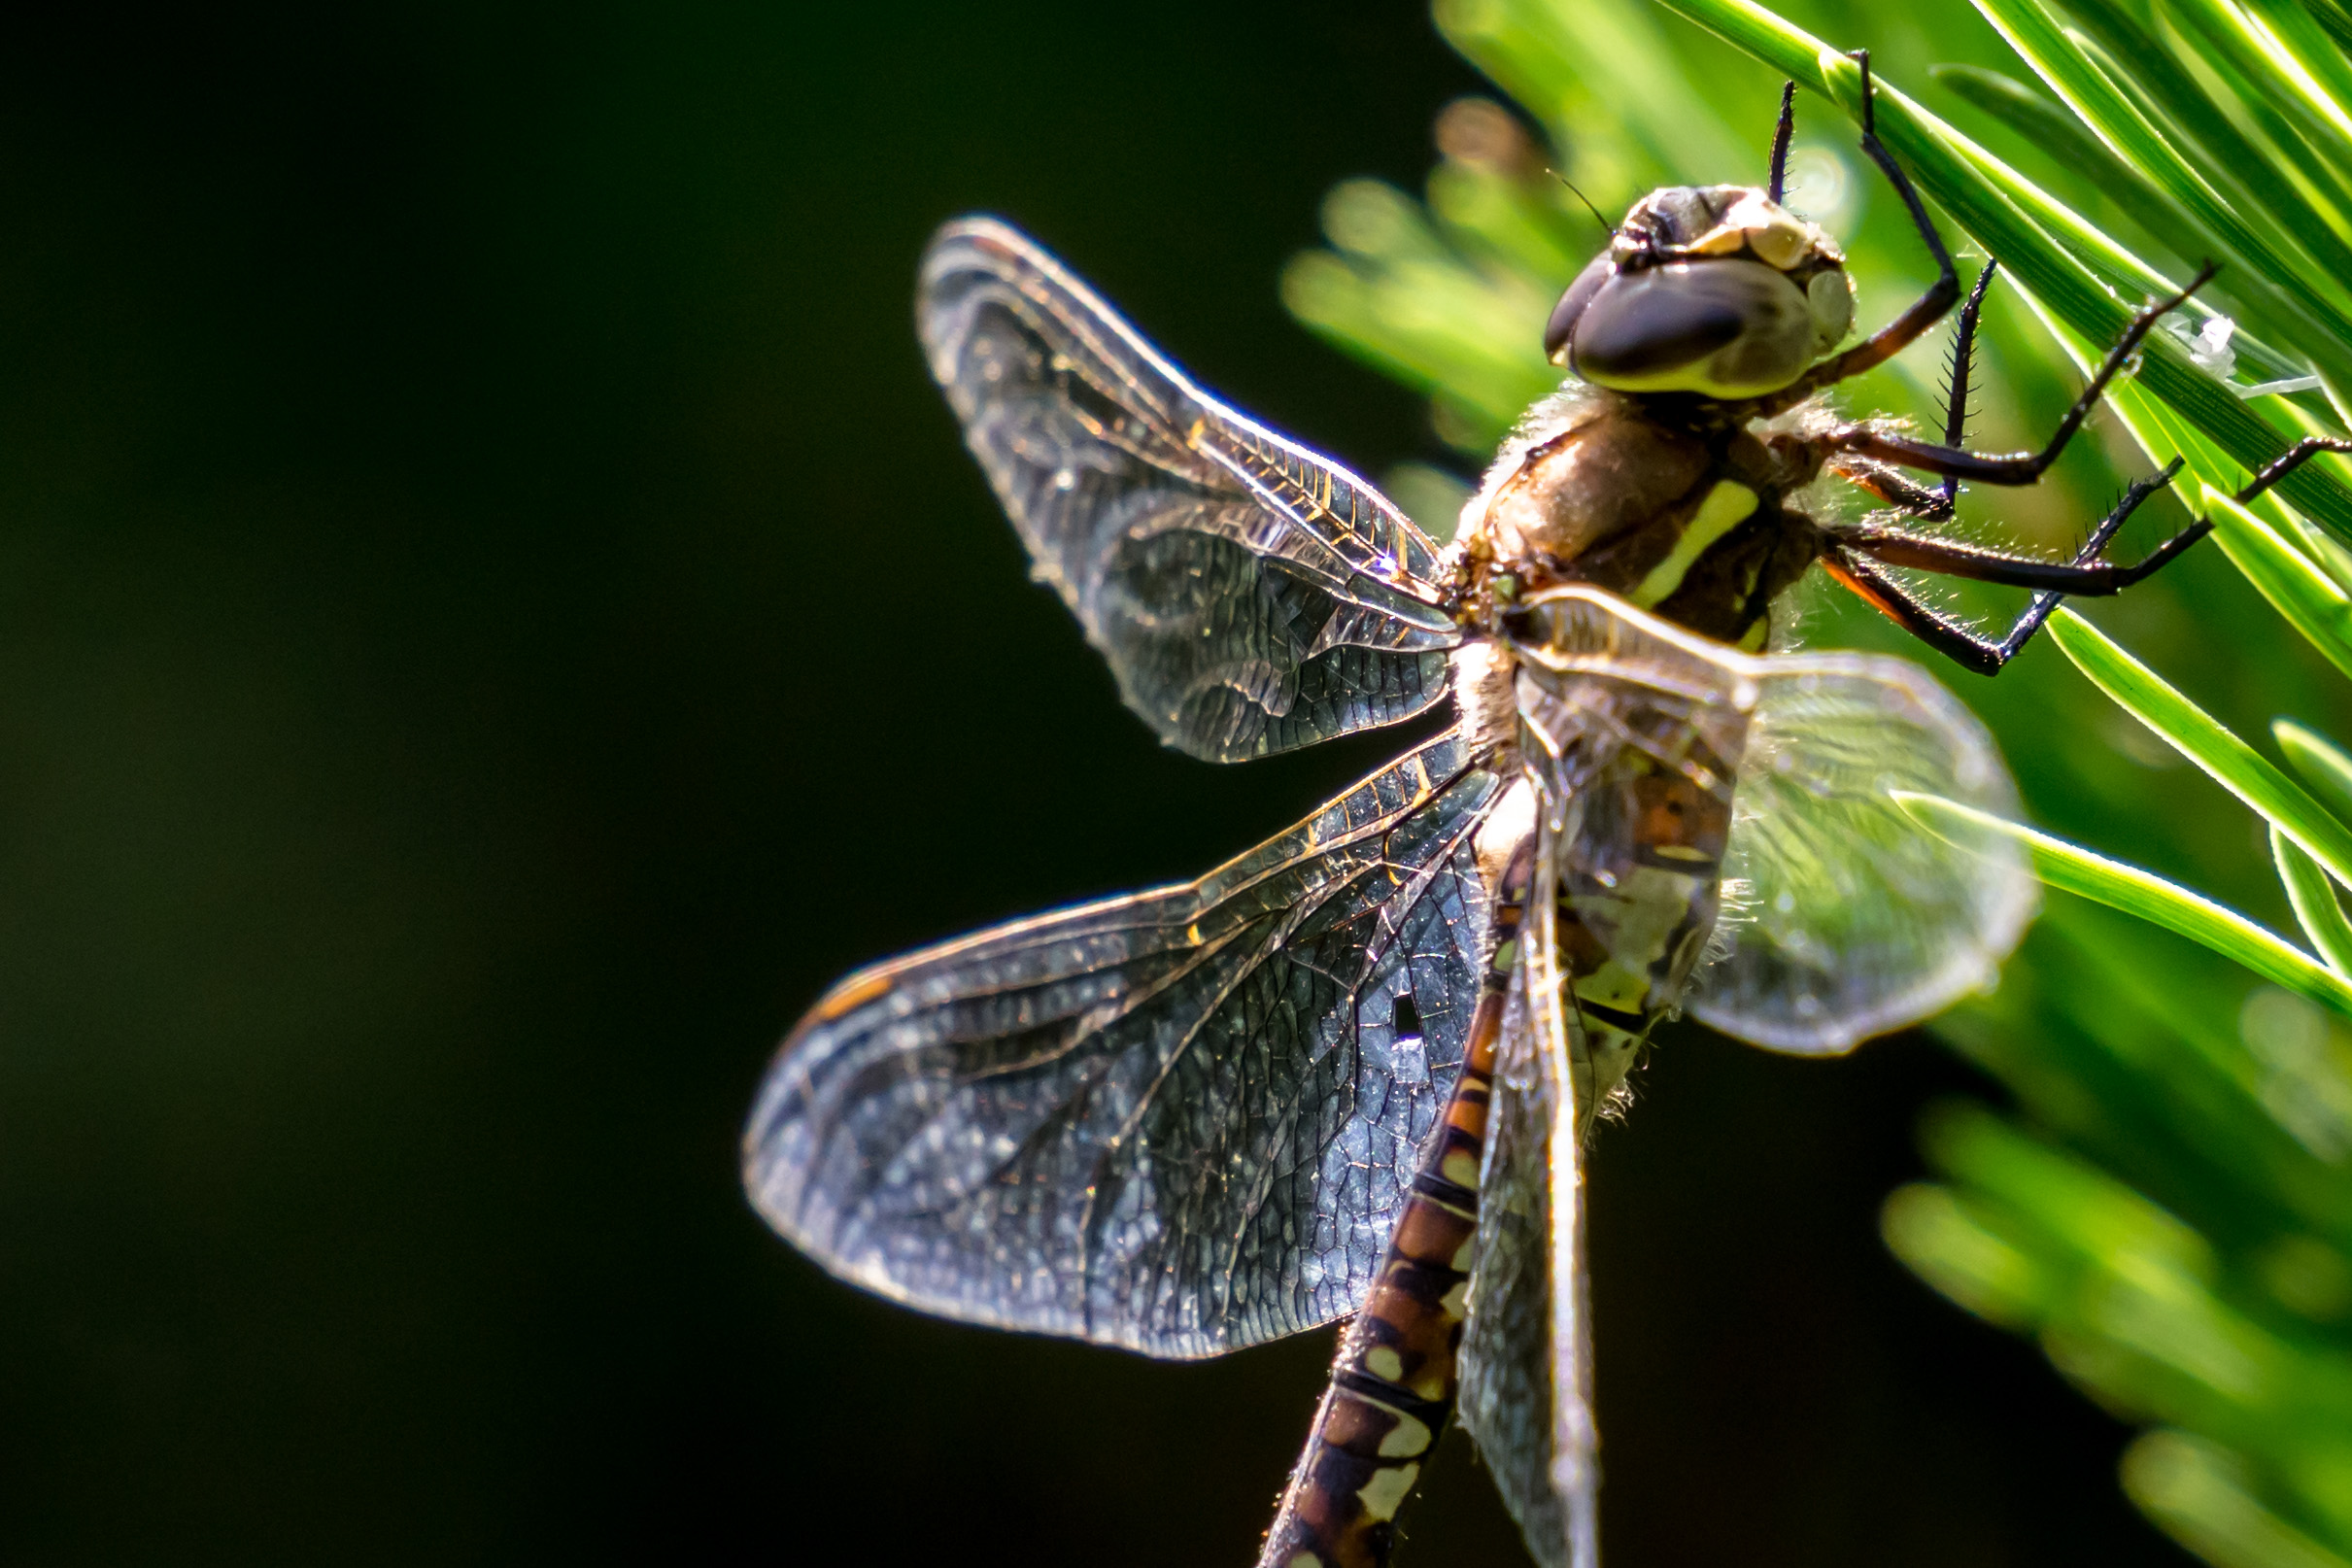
(1256, 849, 1532, 1568)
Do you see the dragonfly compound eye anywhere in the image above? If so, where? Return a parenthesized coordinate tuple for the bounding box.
(1543, 254, 1614, 366)
(1565, 258, 1819, 398)
(1807, 267, 1855, 352)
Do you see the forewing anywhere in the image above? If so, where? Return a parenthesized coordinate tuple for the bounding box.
(743, 733, 1503, 1358)
(918, 218, 1460, 762)
(1458, 856, 1600, 1568)
(1687, 653, 2037, 1054)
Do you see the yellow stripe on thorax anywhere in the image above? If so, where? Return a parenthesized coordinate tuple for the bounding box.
(1630, 479, 1757, 607)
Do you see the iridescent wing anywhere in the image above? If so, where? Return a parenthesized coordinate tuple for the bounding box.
(1460, 589, 1756, 1568)
(1457, 590, 2029, 1568)
(918, 218, 1461, 762)
(1687, 654, 2036, 1053)
(742, 732, 1504, 1358)
(1456, 847, 1601, 1568)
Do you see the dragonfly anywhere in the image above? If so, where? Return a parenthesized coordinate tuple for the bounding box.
(744, 55, 2348, 1568)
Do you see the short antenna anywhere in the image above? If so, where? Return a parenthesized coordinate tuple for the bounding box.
(1768, 81, 1797, 203)
(1547, 168, 1614, 241)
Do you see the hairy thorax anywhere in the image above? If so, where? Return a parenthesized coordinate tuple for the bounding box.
(1471, 389, 1711, 575)
(1451, 385, 1829, 650)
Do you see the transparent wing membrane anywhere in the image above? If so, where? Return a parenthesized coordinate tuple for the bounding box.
(1456, 1008, 1568, 1567)
(1504, 587, 2032, 1057)
(1457, 588, 1761, 1568)
(918, 218, 1460, 762)
(1453, 589, 2029, 1568)
(744, 733, 1503, 1357)
(1689, 655, 2036, 1053)
(1458, 892, 1598, 1568)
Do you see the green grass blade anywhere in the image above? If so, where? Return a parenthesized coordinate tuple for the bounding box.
(2202, 492, 2352, 684)
(1279, 177, 1559, 447)
(1882, 1179, 2049, 1327)
(1978, 0, 2352, 338)
(2022, 3, 2352, 399)
(2062, 0, 2352, 312)
(2286, 0, 2352, 71)
(2165, 0, 2352, 191)
(2275, 718, 2352, 824)
(2125, 1430, 2352, 1568)
(2047, 608, 2352, 889)
(2088, 370, 2352, 644)
(1927, 61, 2129, 181)
(1436, 0, 1751, 191)
(2274, 826, 2352, 973)
(1970, 162, 2325, 399)
(1928, 62, 2119, 175)
(2028, 295, 2352, 647)
(2244, 0, 2352, 146)
(1928, 63, 2204, 260)
(1895, 793, 2352, 1014)
(1959, 144, 2339, 406)
(2165, 23, 2352, 260)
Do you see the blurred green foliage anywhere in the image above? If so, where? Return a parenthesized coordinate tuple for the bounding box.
(1284, 0, 2352, 1560)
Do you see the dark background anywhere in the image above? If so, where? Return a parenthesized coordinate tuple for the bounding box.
(0, 3, 2193, 1563)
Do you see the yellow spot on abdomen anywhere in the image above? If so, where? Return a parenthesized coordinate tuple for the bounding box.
(1630, 480, 1758, 607)
(1357, 1463, 1421, 1520)
(1379, 1412, 1433, 1458)
(1364, 1346, 1405, 1381)
(1441, 1150, 1480, 1189)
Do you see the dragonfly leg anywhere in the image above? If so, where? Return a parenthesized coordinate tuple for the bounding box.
(1821, 548, 2040, 675)
(1831, 455, 1955, 517)
(1820, 460, 2189, 673)
(1824, 264, 1998, 522)
(2233, 435, 2352, 505)
(1767, 81, 1796, 204)
(1830, 459, 2190, 594)
(1932, 258, 2000, 514)
(1768, 51, 1959, 402)
(1824, 262, 2217, 483)
(1836, 427, 2352, 597)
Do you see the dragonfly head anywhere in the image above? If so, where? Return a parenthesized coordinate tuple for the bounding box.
(1544, 184, 1854, 399)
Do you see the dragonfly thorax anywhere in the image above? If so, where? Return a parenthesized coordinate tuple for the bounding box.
(1454, 384, 1826, 650)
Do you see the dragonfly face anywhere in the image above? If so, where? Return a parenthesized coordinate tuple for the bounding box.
(745, 57, 2247, 1568)
(1544, 185, 1854, 398)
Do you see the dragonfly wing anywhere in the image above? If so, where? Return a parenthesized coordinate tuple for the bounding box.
(919, 218, 1461, 762)
(1687, 652, 2036, 1054)
(1458, 849, 1600, 1568)
(744, 732, 1504, 1358)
